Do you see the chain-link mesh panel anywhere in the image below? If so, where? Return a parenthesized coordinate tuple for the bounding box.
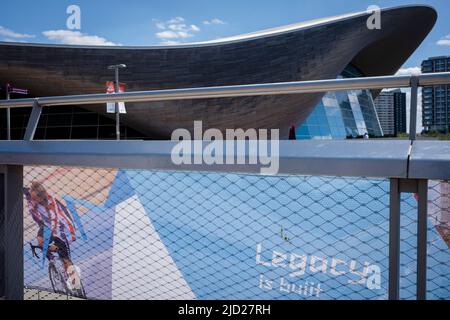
(427, 181, 450, 300)
(24, 286, 83, 300)
(399, 193, 418, 300)
(399, 181, 450, 300)
(23, 166, 395, 300)
(0, 172, 4, 299)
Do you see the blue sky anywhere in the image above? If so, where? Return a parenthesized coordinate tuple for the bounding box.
(0, 0, 448, 71)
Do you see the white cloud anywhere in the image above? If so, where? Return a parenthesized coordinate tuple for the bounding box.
(156, 30, 188, 40)
(168, 17, 185, 24)
(42, 30, 119, 46)
(153, 16, 225, 44)
(2, 38, 27, 43)
(190, 25, 201, 32)
(203, 18, 226, 25)
(155, 22, 166, 30)
(160, 40, 181, 45)
(0, 26, 35, 40)
(153, 17, 200, 44)
(437, 34, 450, 46)
(396, 67, 422, 76)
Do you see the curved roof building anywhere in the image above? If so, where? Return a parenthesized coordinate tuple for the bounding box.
(0, 5, 438, 139)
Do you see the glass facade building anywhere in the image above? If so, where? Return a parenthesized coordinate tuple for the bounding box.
(394, 90, 407, 135)
(297, 65, 384, 140)
(422, 56, 450, 133)
(374, 89, 407, 137)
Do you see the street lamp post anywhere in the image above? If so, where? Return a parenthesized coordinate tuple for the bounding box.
(6, 83, 11, 140)
(107, 64, 127, 140)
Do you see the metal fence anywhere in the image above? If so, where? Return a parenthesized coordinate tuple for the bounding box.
(0, 73, 450, 300)
(22, 167, 391, 300)
(2, 164, 448, 300)
(398, 181, 450, 300)
(0, 139, 448, 300)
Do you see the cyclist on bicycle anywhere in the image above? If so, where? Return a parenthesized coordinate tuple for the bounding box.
(25, 181, 75, 273)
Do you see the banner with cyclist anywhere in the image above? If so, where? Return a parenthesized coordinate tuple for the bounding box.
(23, 166, 450, 300)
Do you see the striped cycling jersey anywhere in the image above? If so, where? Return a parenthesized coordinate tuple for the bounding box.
(24, 188, 77, 242)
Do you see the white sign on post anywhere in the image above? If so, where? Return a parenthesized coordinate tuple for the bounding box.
(106, 81, 127, 114)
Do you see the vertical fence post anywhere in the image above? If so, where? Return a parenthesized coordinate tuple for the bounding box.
(409, 76, 419, 141)
(24, 100, 42, 141)
(389, 178, 401, 300)
(6, 108, 11, 141)
(6, 86, 11, 141)
(416, 179, 428, 300)
(1, 165, 23, 300)
(0, 168, 4, 298)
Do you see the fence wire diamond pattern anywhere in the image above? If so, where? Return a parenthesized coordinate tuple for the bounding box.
(22, 166, 450, 300)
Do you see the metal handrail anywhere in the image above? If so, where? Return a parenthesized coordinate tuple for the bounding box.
(0, 139, 449, 180)
(0, 72, 449, 109)
(0, 72, 449, 141)
(0, 140, 411, 178)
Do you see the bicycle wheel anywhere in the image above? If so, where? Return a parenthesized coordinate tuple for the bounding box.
(65, 265, 86, 299)
(48, 263, 68, 295)
(72, 280, 86, 299)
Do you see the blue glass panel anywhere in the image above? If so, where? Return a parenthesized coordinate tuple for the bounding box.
(297, 65, 384, 140)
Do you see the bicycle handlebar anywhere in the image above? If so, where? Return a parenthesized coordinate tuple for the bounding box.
(29, 242, 42, 259)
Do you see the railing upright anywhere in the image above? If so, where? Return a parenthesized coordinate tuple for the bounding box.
(0, 165, 24, 300)
(389, 179, 401, 300)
